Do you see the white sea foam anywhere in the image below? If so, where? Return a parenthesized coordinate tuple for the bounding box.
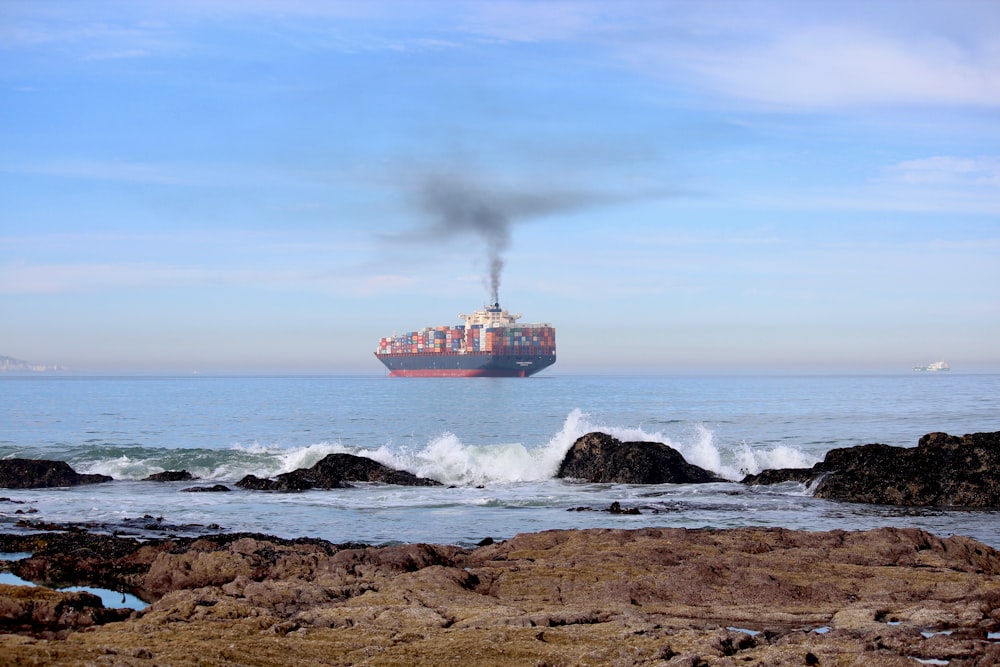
(685, 424, 724, 474)
(371, 408, 743, 485)
(75, 455, 141, 479)
(544, 409, 724, 477)
(728, 442, 820, 479)
(272, 442, 352, 475)
(345, 408, 820, 485)
(66, 409, 815, 487)
(298, 409, 591, 486)
(541, 409, 819, 482)
(350, 435, 545, 486)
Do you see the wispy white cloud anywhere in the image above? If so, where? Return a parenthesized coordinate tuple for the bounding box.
(394, 1, 1000, 110)
(0, 259, 446, 298)
(886, 156, 1000, 186)
(6, 159, 195, 185)
(2, 1, 440, 59)
(2, 158, 356, 190)
(83, 48, 149, 61)
(600, 2, 1000, 110)
(356, 274, 418, 295)
(684, 29, 1000, 108)
(456, 0, 614, 43)
(2, 12, 179, 60)
(725, 184, 1000, 216)
(683, 152, 1000, 215)
(0, 261, 210, 294)
(0, 260, 343, 295)
(10, 1, 997, 110)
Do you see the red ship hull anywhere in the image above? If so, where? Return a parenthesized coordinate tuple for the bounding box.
(386, 368, 530, 378)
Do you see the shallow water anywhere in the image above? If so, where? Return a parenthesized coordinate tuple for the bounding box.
(0, 569, 147, 610)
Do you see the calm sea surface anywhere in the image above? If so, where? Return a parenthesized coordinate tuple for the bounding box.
(2, 373, 998, 548)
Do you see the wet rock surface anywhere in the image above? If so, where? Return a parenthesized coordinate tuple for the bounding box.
(236, 452, 442, 491)
(743, 430, 1000, 506)
(0, 459, 112, 489)
(142, 470, 197, 482)
(557, 432, 727, 484)
(2, 525, 999, 665)
(0, 585, 132, 639)
(5, 515, 227, 539)
(182, 484, 231, 492)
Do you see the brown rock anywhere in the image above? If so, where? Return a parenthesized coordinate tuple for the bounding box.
(0, 584, 131, 638)
(2, 526, 1000, 664)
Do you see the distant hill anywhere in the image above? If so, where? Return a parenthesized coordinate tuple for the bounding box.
(0, 355, 64, 372)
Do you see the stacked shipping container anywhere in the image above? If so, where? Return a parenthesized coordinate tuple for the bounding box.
(376, 325, 556, 356)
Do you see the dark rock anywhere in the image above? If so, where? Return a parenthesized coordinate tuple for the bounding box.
(311, 452, 441, 486)
(556, 432, 727, 484)
(142, 470, 196, 482)
(607, 501, 641, 515)
(181, 484, 231, 492)
(0, 459, 112, 489)
(5, 532, 151, 595)
(13, 519, 91, 532)
(737, 467, 817, 486)
(742, 431, 1000, 507)
(236, 452, 441, 492)
(117, 515, 201, 534)
(235, 473, 324, 492)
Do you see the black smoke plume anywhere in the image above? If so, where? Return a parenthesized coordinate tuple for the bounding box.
(412, 170, 613, 304)
(389, 162, 676, 303)
(417, 173, 512, 304)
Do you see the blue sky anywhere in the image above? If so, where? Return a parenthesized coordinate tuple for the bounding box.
(2, 0, 998, 373)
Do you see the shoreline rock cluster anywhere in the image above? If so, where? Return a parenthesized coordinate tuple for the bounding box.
(3, 430, 999, 509)
(741, 431, 1000, 506)
(2, 526, 999, 665)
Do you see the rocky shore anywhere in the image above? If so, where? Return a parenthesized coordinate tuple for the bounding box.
(3, 430, 1000, 663)
(2, 526, 1000, 665)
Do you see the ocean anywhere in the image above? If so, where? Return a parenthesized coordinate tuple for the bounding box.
(2, 373, 999, 549)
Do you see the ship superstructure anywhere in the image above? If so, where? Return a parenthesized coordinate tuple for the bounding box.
(375, 303, 556, 377)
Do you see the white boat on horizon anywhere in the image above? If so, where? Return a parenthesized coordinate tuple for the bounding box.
(914, 360, 950, 372)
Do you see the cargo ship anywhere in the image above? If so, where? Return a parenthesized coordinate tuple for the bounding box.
(375, 303, 556, 377)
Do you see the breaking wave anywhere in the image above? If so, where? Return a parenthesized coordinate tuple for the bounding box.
(55, 409, 818, 487)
